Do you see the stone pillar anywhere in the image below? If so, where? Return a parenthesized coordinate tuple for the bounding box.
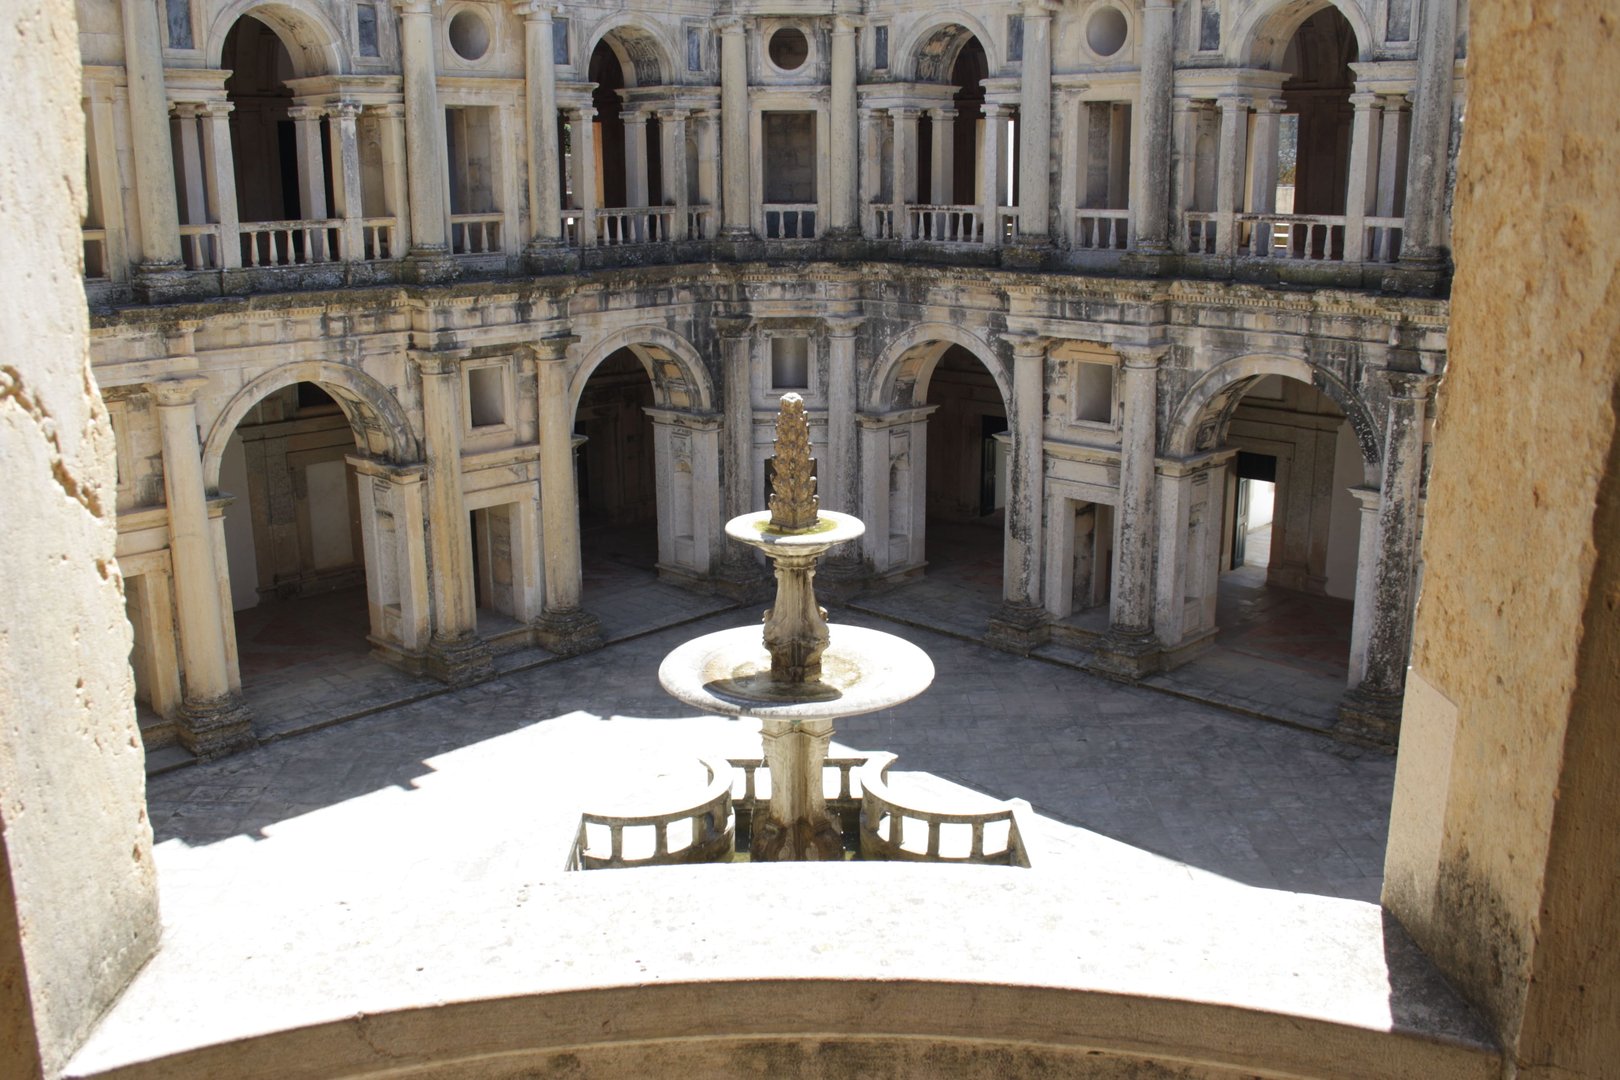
(930, 107, 956, 205)
(822, 318, 862, 517)
(1248, 97, 1285, 215)
(119, 0, 182, 277)
(1016, 4, 1053, 244)
(568, 106, 598, 246)
(1400, 0, 1458, 268)
(659, 107, 690, 230)
(1214, 95, 1249, 257)
(414, 351, 494, 684)
(85, 81, 131, 278)
(288, 105, 330, 227)
(622, 107, 649, 213)
(1169, 97, 1198, 252)
(858, 106, 880, 237)
(1343, 91, 1382, 262)
(148, 375, 255, 759)
(1345, 485, 1382, 687)
(200, 102, 241, 268)
(719, 18, 751, 237)
(328, 101, 365, 262)
(988, 335, 1050, 652)
(396, 0, 452, 271)
(716, 317, 763, 589)
(828, 16, 859, 235)
(1134, 0, 1176, 252)
(695, 111, 720, 236)
(890, 107, 920, 237)
(1094, 343, 1166, 678)
(171, 105, 208, 230)
(1374, 96, 1410, 261)
(518, 0, 562, 249)
(980, 103, 1009, 248)
(535, 336, 604, 653)
(376, 103, 412, 254)
(1339, 370, 1434, 740)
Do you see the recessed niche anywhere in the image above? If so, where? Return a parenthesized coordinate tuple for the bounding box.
(1086, 6, 1129, 57)
(767, 27, 809, 71)
(448, 9, 490, 61)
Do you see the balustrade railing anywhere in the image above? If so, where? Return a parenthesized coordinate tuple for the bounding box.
(569, 757, 735, 870)
(857, 753, 1031, 866)
(594, 206, 675, 246)
(1185, 212, 1218, 255)
(684, 206, 715, 240)
(1240, 213, 1346, 261)
(359, 217, 397, 261)
(996, 205, 1020, 245)
(179, 223, 223, 270)
(1364, 216, 1404, 264)
(238, 219, 342, 268)
(870, 204, 895, 240)
(906, 204, 984, 244)
(82, 228, 109, 279)
(450, 212, 503, 256)
(1074, 208, 1132, 251)
(764, 203, 817, 240)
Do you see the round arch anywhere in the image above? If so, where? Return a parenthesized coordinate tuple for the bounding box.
(568, 326, 715, 417)
(1165, 354, 1381, 475)
(1228, 0, 1371, 69)
(865, 322, 1008, 412)
(208, 0, 346, 78)
(896, 15, 1000, 82)
(582, 15, 676, 87)
(202, 362, 417, 489)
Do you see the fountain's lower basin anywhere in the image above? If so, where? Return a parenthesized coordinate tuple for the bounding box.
(659, 624, 934, 720)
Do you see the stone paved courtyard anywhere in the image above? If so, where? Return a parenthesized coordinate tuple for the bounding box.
(148, 605, 1395, 903)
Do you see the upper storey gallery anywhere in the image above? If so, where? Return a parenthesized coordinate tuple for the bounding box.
(78, 0, 1465, 304)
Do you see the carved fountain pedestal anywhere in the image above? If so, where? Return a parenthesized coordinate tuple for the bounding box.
(658, 395, 934, 860)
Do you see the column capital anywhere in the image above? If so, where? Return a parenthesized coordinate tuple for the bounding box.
(199, 100, 235, 119)
(714, 316, 753, 340)
(567, 104, 598, 122)
(1006, 334, 1051, 361)
(411, 349, 464, 377)
(372, 102, 406, 119)
(533, 333, 579, 362)
(331, 99, 363, 121)
(1349, 90, 1381, 111)
(822, 316, 864, 338)
(392, 0, 438, 16)
(619, 108, 648, 126)
(890, 106, 923, 121)
(832, 14, 860, 36)
(1252, 96, 1287, 115)
(1021, 0, 1058, 19)
(929, 106, 958, 121)
(145, 373, 210, 407)
(982, 101, 1013, 119)
(716, 15, 746, 35)
(1348, 485, 1382, 511)
(1379, 93, 1411, 112)
(655, 106, 691, 122)
(1171, 96, 1199, 116)
(1383, 369, 1436, 400)
(510, 0, 555, 23)
(171, 102, 205, 120)
(287, 104, 325, 123)
(1217, 94, 1250, 112)
(1116, 342, 1171, 368)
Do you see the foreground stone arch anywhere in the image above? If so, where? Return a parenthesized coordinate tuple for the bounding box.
(207, 0, 346, 77)
(1229, 0, 1372, 69)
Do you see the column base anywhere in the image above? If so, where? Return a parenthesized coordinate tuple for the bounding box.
(176, 694, 257, 762)
(522, 239, 576, 274)
(714, 555, 771, 602)
(534, 607, 604, 657)
(402, 248, 460, 285)
(132, 260, 201, 304)
(425, 632, 495, 687)
(1089, 627, 1163, 681)
(813, 554, 866, 603)
(985, 601, 1051, 655)
(1336, 686, 1405, 749)
(1001, 238, 1055, 269)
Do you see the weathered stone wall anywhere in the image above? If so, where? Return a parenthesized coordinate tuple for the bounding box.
(1382, 0, 1620, 1074)
(0, 0, 160, 1073)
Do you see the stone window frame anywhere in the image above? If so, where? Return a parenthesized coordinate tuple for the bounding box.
(870, 22, 890, 73)
(353, 1, 393, 65)
(682, 19, 709, 74)
(1052, 344, 1123, 434)
(755, 325, 822, 405)
(462, 358, 515, 435)
(440, 1, 499, 70)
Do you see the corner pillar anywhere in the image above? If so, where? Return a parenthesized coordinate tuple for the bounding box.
(395, 0, 454, 277)
(719, 18, 751, 238)
(1134, 0, 1175, 251)
(828, 16, 859, 235)
(119, 0, 183, 282)
(535, 336, 604, 653)
(987, 335, 1051, 653)
(518, 1, 563, 249)
(1016, 4, 1053, 244)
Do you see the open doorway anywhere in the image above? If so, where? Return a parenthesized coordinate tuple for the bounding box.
(575, 348, 658, 597)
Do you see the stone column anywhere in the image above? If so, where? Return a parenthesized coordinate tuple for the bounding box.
(1345, 485, 1382, 687)
(622, 107, 649, 212)
(85, 80, 131, 278)
(890, 107, 920, 237)
(396, 0, 452, 272)
(414, 351, 494, 684)
(858, 106, 881, 237)
(719, 17, 751, 237)
(148, 375, 254, 759)
(1094, 343, 1166, 678)
(534, 336, 604, 653)
(172, 105, 208, 230)
(1343, 91, 1382, 262)
(822, 317, 863, 581)
(695, 111, 720, 235)
(716, 317, 763, 589)
(328, 101, 365, 262)
(518, 0, 562, 249)
(1134, 0, 1176, 252)
(1339, 370, 1435, 740)
(1248, 97, 1285, 216)
(1400, 0, 1458, 268)
(1169, 97, 1198, 253)
(1016, 4, 1053, 245)
(930, 107, 957, 205)
(376, 103, 412, 254)
(988, 335, 1050, 652)
(200, 102, 241, 268)
(288, 105, 330, 224)
(980, 102, 1009, 248)
(119, 0, 182, 278)
(828, 16, 859, 235)
(1214, 95, 1250, 257)
(1374, 96, 1410, 261)
(568, 106, 598, 246)
(659, 107, 690, 232)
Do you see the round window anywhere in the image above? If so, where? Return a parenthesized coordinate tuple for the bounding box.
(448, 9, 490, 61)
(1086, 6, 1129, 57)
(768, 27, 809, 71)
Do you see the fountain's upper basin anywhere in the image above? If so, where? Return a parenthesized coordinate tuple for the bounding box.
(659, 624, 934, 721)
(725, 510, 865, 556)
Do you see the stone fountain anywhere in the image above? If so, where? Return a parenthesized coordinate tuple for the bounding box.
(659, 394, 935, 860)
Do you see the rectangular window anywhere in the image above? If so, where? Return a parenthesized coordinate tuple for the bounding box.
(873, 25, 889, 70)
(553, 18, 569, 65)
(1007, 15, 1024, 62)
(165, 0, 193, 48)
(770, 338, 810, 390)
(357, 3, 380, 57)
(1199, 0, 1222, 51)
(1074, 362, 1115, 424)
(467, 365, 506, 428)
(686, 26, 703, 71)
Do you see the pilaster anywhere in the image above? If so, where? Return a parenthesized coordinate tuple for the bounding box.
(534, 335, 604, 653)
(987, 335, 1051, 654)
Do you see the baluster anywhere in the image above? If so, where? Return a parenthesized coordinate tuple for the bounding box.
(609, 823, 624, 862)
(971, 820, 986, 859)
(654, 821, 668, 858)
(926, 820, 940, 858)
